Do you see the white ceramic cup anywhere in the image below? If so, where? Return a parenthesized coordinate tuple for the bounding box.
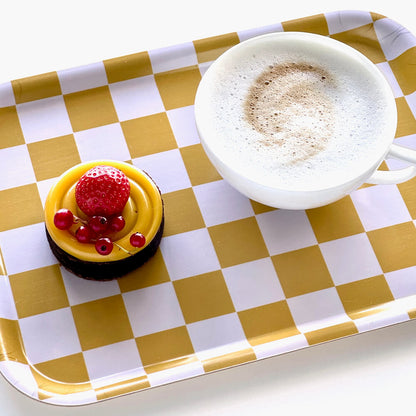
(194, 32, 416, 209)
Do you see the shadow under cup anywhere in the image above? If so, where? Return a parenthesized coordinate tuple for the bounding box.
(194, 32, 400, 210)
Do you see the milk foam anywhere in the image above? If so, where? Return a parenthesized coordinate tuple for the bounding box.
(203, 40, 389, 190)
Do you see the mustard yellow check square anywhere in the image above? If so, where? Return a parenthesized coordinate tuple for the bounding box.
(0, 106, 25, 149)
(64, 86, 118, 132)
(9, 265, 69, 319)
(304, 321, 358, 345)
(32, 353, 90, 386)
(367, 222, 416, 273)
(193, 32, 240, 63)
(395, 97, 416, 138)
(208, 217, 269, 268)
(27, 135, 81, 181)
(336, 275, 394, 319)
(282, 13, 329, 35)
(118, 249, 170, 293)
(306, 196, 364, 243)
(95, 376, 150, 401)
(238, 301, 299, 346)
(121, 112, 177, 158)
(202, 348, 256, 373)
(180, 144, 222, 186)
(104, 51, 153, 83)
(154, 66, 201, 110)
(162, 188, 205, 236)
(272, 245, 333, 298)
(71, 295, 133, 350)
(389, 46, 416, 96)
(330, 23, 386, 64)
(0, 318, 27, 364)
(12, 72, 62, 104)
(398, 176, 416, 219)
(173, 270, 235, 323)
(136, 326, 196, 373)
(0, 184, 43, 232)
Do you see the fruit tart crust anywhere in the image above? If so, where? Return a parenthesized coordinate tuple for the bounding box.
(45, 217, 164, 280)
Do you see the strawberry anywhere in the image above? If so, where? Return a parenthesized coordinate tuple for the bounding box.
(75, 165, 130, 217)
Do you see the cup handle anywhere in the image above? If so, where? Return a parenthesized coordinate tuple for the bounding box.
(366, 144, 416, 185)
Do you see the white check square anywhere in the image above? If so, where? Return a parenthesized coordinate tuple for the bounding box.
(187, 313, 249, 360)
(385, 266, 416, 299)
(147, 361, 204, 388)
(110, 75, 165, 121)
(0, 223, 57, 275)
(193, 180, 254, 227)
(19, 308, 81, 364)
(16, 95, 72, 143)
(320, 233, 382, 285)
(61, 267, 120, 306)
(406, 92, 416, 118)
(0, 82, 15, 107)
(149, 42, 198, 73)
(256, 209, 317, 255)
(0, 362, 38, 396)
(167, 105, 200, 147)
(198, 62, 212, 77)
(0, 145, 36, 191)
(123, 282, 185, 337)
(83, 339, 144, 381)
(74, 123, 131, 162)
(354, 309, 409, 333)
(325, 10, 373, 35)
(0, 276, 18, 319)
(287, 288, 349, 333)
(253, 334, 308, 360)
(238, 23, 283, 42)
(350, 184, 411, 231)
(36, 177, 59, 207)
(374, 18, 416, 60)
(376, 62, 403, 98)
(58, 62, 108, 94)
(133, 149, 191, 194)
(223, 258, 285, 311)
(385, 135, 416, 170)
(160, 228, 220, 280)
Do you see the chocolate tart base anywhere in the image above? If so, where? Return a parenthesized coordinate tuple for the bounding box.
(46, 217, 164, 281)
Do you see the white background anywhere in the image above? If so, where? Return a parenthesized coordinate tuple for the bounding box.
(1, 1, 416, 415)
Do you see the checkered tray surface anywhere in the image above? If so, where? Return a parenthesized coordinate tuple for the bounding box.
(1, 10, 416, 406)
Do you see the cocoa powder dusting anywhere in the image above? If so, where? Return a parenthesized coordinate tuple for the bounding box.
(244, 62, 336, 164)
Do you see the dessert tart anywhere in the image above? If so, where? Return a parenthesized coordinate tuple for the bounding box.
(44, 160, 164, 280)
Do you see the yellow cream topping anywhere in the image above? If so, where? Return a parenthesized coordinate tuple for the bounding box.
(44, 160, 163, 262)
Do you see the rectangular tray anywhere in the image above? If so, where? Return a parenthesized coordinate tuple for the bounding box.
(1, 10, 416, 406)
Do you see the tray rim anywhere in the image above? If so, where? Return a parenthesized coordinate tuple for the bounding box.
(0, 9, 415, 406)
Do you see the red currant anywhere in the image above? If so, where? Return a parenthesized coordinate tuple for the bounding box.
(89, 216, 108, 234)
(54, 209, 74, 230)
(130, 232, 146, 248)
(95, 237, 113, 255)
(109, 215, 126, 232)
(75, 225, 93, 243)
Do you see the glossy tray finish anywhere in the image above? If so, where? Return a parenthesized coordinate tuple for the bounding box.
(1, 10, 416, 406)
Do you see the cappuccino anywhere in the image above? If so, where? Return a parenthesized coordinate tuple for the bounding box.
(199, 34, 390, 190)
